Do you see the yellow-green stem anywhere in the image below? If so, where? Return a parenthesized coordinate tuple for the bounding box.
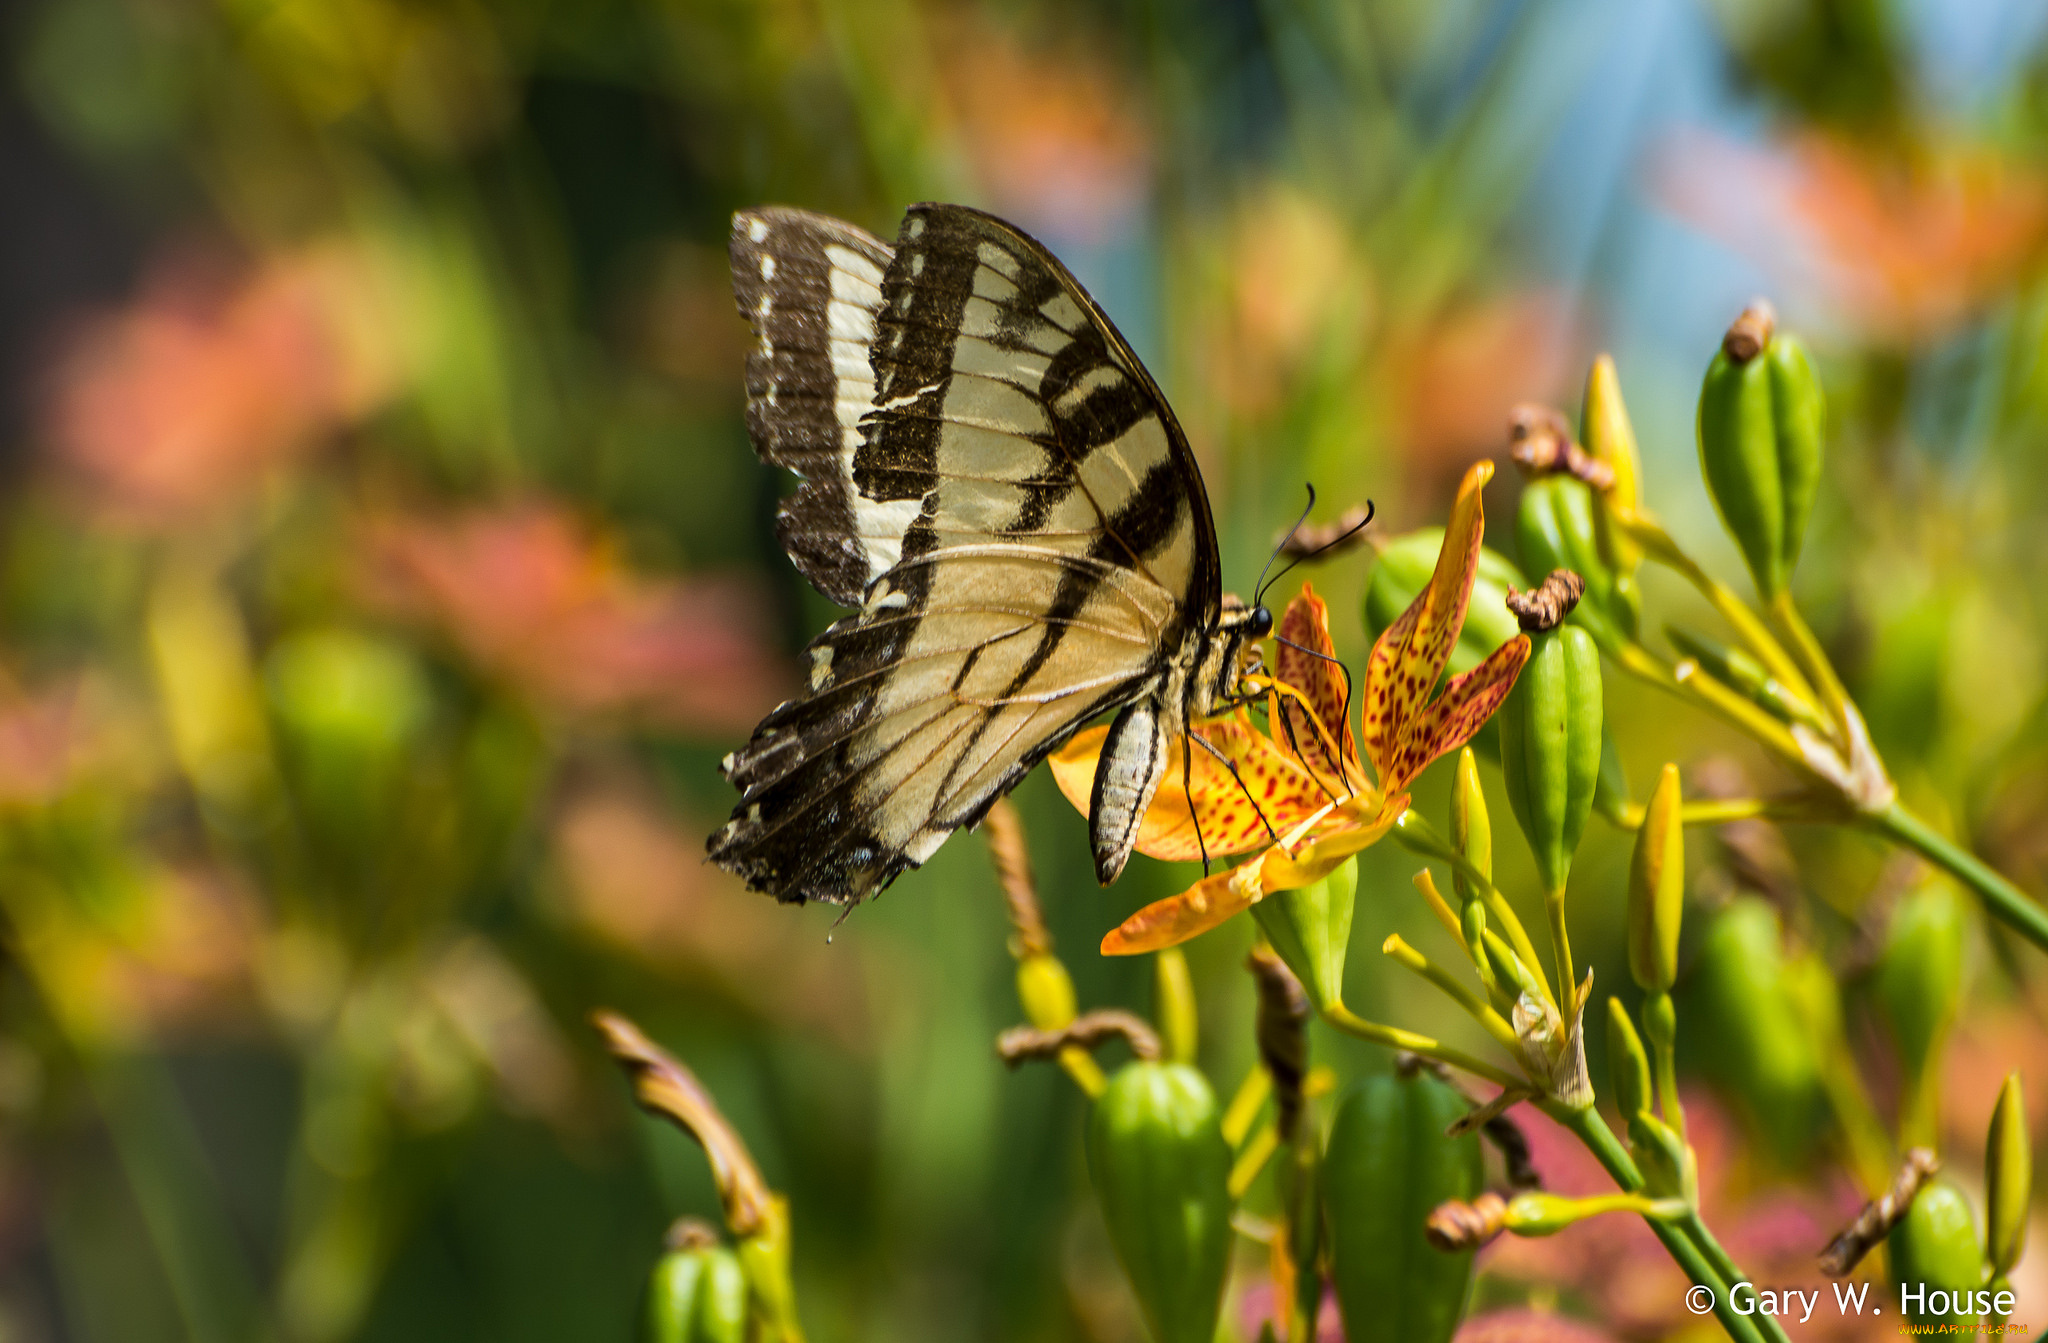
(1382, 937, 1524, 1059)
(1545, 886, 1576, 1016)
(1320, 1002, 1521, 1090)
(1393, 811, 1554, 1011)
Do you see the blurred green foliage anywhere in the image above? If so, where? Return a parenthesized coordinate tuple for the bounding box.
(3, 0, 2048, 1340)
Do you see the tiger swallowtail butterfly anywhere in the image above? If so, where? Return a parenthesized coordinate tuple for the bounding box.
(710, 202, 1270, 905)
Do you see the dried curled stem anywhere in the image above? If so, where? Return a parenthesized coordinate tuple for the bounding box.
(1820, 1147, 1940, 1277)
(1506, 569, 1586, 632)
(1724, 299, 1778, 363)
(1508, 404, 1615, 489)
(996, 1009, 1160, 1067)
(983, 799, 1051, 957)
(595, 1009, 772, 1236)
(1275, 504, 1376, 562)
(1248, 946, 1311, 1140)
(1427, 1191, 1508, 1251)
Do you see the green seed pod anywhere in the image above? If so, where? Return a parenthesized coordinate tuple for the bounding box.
(1252, 857, 1356, 1013)
(1364, 531, 1527, 674)
(1517, 475, 1634, 637)
(1987, 1072, 2031, 1278)
(1875, 880, 1967, 1082)
(1695, 304, 1825, 601)
(1497, 625, 1602, 896)
(1683, 898, 1828, 1163)
(1889, 1178, 1986, 1326)
(1627, 764, 1685, 995)
(1874, 879, 1966, 1148)
(1324, 1074, 1482, 1343)
(1088, 1062, 1233, 1343)
(1606, 997, 1652, 1119)
(1582, 353, 1644, 578)
(1450, 747, 1490, 904)
(645, 1242, 748, 1343)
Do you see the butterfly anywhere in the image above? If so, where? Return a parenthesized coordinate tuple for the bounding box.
(709, 202, 1271, 905)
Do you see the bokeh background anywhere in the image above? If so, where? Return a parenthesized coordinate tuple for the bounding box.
(2, 0, 2048, 1340)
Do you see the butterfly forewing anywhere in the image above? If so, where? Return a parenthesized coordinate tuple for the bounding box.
(713, 204, 1222, 904)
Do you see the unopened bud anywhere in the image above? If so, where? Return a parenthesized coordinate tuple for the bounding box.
(1627, 764, 1685, 995)
(1987, 1072, 2031, 1278)
(1606, 997, 1652, 1119)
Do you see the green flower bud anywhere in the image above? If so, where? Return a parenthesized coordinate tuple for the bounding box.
(1088, 1062, 1233, 1343)
(1987, 1072, 2031, 1278)
(1498, 624, 1602, 896)
(1626, 1109, 1698, 1205)
(1325, 1074, 1482, 1343)
(645, 1241, 748, 1343)
(1252, 857, 1356, 1014)
(1606, 997, 1652, 1119)
(1365, 532, 1526, 675)
(1450, 747, 1491, 905)
(1889, 1178, 1986, 1327)
(1695, 303, 1825, 601)
(1518, 475, 1635, 637)
(1627, 764, 1685, 995)
(1684, 898, 1828, 1162)
(1582, 354, 1644, 578)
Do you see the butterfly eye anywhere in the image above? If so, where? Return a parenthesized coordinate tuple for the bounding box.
(1248, 605, 1274, 639)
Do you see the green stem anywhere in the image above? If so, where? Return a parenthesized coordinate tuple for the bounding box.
(1321, 1002, 1522, 1090)
(1393, 812, 1555, 1011)
(1869, 801, 2048, 956)
(1544, 1104, 1783, 1343)
(1544, 885, 1575, 1015)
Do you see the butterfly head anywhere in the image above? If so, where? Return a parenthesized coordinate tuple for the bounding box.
(1247, 604, 1273, 640)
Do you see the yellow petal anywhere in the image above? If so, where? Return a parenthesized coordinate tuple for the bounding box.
(1255, 794, 1407, 891)
(1362, 460, 1492, 782)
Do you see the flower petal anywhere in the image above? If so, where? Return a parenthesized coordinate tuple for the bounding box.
(1102, 861, 1266, 955)
(1255, 794, 1406, 892)
(1275, 583, 1362, 789)
(1051, 712, 1336, 865)
(1362, 460, 1494, 782)
(1384, 634, 1530, 795)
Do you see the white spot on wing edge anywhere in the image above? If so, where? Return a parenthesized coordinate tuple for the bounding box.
(760, 254, 776, 280)
(905, 829, 947, 864)
(747, 217, 769, 243)
(809, 644, 836, 690)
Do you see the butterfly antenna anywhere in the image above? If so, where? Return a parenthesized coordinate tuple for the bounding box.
(1189, 731, 1281, 846)
(1253, 485, 1320, 610)
(1182, 734, 1213, 876)
(1256, 498, 1377, 609)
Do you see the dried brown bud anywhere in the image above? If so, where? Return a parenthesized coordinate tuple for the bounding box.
(1275, 504, 1376, 562)
(984, 799, 1051, 957)
(1819, 1147, 1940, 1276)
(664, 1216, 722, 1253)
(995, 1009, 1161, 1067)
(1248, 946, 1311, 1139)
(1723, 300, 1778, 364)
(595, 1010, 774, 1237)
(1427, 1191, 1508, 1251)
(1505, 569, 1586, 632)
(1508, 404, 1615, 489)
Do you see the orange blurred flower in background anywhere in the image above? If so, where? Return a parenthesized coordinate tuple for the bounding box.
(43, 243, 399, 527)
(1658, 130, 2048, 342)
(1384, 289, 1583, 479)
(359, 503, 788, 733)
(937, 15, 1149, 243)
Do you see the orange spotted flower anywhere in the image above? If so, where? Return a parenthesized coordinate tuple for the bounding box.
(1051, 461, 1531, 953)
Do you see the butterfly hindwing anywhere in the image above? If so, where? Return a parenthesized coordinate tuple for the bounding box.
(713, 204, 1223, 904)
